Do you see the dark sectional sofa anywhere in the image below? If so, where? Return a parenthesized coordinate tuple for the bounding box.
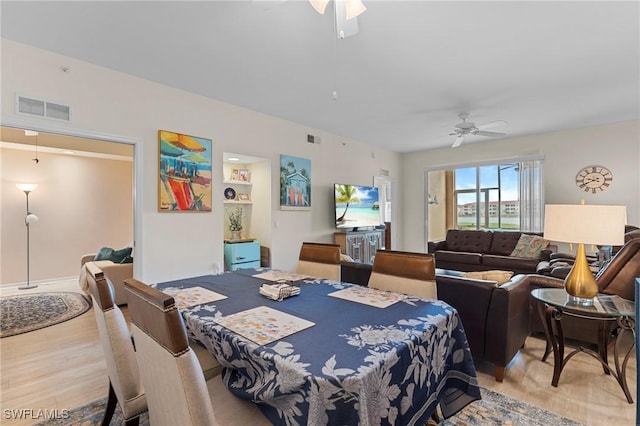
(427, 229, 556, 274)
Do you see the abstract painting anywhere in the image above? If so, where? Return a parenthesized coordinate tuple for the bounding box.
(158, 130, 212, 211)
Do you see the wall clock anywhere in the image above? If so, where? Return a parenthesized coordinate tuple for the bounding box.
(575, 165, 613, 193)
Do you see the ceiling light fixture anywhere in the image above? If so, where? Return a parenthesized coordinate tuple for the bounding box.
(344, 0, 366, 20)
(309, 0, 330, 14)
(309, 0, 367, 38)
(25, 130, 40, 163)
(310, 0, 366, 19)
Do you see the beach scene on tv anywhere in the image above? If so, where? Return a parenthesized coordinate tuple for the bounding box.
(335, 184, 382, 229)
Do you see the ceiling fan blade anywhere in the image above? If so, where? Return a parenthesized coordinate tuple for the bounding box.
(452, 135, 465, 148)
(476, 120, 507, 130)
(475, 130, 506, 137)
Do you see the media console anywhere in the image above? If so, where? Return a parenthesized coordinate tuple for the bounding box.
(334, 228, 385, 265)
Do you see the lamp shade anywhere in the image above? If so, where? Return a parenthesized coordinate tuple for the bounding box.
(544, 204, 627, 246)
(26, 213, 39, 224)
(16, 183, 38, 192)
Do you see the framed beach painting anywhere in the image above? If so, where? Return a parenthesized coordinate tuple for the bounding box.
(158, 130, 212, 212)
(280, 154, 311, 210)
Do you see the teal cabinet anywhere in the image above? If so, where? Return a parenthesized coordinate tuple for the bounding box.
(224, 241, 260, 271)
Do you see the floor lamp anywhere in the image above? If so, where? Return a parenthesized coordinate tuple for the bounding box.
(17, 183, 39, 290)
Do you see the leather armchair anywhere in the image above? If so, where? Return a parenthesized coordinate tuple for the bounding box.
(436, 273, 530, 382)
(527, 238, 640, 346)
(537, 226, 640, 279)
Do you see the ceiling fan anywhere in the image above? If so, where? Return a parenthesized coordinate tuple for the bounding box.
(449, 113, 507, 148)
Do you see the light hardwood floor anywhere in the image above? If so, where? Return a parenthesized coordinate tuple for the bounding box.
(1, 280, 636, 425)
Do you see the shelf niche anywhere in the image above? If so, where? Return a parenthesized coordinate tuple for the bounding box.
(223, 153, 271, 256)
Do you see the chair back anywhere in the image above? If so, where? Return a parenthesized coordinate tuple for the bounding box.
(596, 239, 640, 301)
(368, 250, 437, 299)
(85, 262, 146, 421)
(296, 242, 341, 280)
(124, 278, 216, 426)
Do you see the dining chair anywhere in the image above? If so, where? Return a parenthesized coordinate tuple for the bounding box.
(296, 242, 341, 280)
(124, 278, 270, 426)
(85, 262, 146, 426)
(368, 250, 437, 299)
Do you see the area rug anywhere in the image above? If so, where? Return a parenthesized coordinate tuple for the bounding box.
(33, 387, 582, 426)
(0, 292, 91, 338)
(440, 387, 583, 425)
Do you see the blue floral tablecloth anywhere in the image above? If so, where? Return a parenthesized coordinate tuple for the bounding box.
(157, 269, 480, 426)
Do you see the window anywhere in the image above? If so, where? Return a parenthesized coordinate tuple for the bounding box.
(426, 158, 544, 240)
(454, 163, 521, 230)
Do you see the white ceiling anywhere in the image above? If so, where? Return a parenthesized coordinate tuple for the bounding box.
(1, 1, 638, 153)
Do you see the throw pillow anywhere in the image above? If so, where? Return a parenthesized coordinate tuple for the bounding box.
(94, 246, 133, 263)
(94, 247, 115, 261)
(340, 253, 355, 262)
(461, 270, 514, 285)
(510, 234, 550, 258)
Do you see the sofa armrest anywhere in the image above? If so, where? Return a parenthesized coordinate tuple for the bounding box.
(80, 253, 96, 267)
(340, 261, 372, 286)
(436, 275, 496, 358)
(539, 245, 558, 261)
(99, 262, 134, 305)
(427, 240, 447, 253)
(484, 274, 531, 371)
(524, 274, 565, 290)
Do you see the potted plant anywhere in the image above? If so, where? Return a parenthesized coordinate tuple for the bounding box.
(227, 206, 243, 240)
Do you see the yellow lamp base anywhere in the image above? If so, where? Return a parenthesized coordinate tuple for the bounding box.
(564, 243, 598, 305)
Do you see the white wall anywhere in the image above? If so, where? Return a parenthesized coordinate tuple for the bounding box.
(1, 147, 133, 284)
(401, 120, 640, 252)
(1, 39, 402, 284)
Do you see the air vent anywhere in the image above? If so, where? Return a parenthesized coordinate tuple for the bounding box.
(16, 95, 71, 122)
(379, 169, 389, 177)
(307, 134, 321, 144)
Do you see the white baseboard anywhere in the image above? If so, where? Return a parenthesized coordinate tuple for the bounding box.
(0, 276, 79, 289)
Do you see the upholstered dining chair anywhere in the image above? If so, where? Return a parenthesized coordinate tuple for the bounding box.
(85, 262, 146, 426)
(124, 278, 270, 426)
(368, 250, 437, 299)
(296, 242, 341, 280)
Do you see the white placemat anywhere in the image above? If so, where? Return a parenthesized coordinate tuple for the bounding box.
(162, 286, 227, 309)
(328, 286, 405, 308)
(252, 270, 309, 282)
(214, 306, 315, 345)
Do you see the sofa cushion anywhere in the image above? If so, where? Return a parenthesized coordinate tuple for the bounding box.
(483, 254, 540, 271)
(462, 270, 514, 285)
(510, 234, 549, 258)
(445, 229, 493, 253)
(435, 250, 483, 265)
(95, 246, 133, 264)
(489, 231, 524, 256)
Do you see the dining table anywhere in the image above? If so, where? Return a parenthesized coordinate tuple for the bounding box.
(155, 268, 481, 426)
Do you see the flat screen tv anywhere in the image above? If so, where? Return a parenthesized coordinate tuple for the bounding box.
(334, 183, 382, 230)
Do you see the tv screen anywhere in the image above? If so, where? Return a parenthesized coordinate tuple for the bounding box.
(334, 183, 382, 230)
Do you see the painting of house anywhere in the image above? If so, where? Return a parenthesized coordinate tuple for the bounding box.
(280, 155, 311, 210)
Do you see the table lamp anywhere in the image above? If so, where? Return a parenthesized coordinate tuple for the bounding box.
(543, 201, 626, 306)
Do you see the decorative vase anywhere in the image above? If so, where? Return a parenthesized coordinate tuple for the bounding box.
(231, 230, 241, 240)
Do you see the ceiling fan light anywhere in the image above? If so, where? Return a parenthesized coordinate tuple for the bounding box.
(310, 0, 330, 14)
(344, 0, 366, 20)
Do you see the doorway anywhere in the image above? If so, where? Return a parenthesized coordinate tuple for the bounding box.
(0, 124, 140, 285)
